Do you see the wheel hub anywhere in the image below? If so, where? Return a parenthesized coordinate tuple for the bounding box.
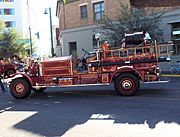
(122, 80, 132, 90)
(15, 84, 24, 94)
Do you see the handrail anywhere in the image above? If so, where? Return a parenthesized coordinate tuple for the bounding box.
(100, 42, 173, 60)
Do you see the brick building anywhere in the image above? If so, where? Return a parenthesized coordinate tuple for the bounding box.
(56, 0, 180, 62)
(56, 0, 130, 57)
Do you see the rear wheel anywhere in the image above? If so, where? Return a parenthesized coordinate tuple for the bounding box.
(114, 73, 140, 96)
(32, 87, 47, 93)
(9, 79, 31, 99)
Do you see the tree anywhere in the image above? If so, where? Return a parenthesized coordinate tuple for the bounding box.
(100, 4, 165, 47)
(0, 22, 31, 59)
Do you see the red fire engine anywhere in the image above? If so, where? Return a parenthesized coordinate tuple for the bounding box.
(7, 32, 173, 99)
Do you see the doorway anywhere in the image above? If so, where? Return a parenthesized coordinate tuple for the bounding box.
(69, 42, 77, 58)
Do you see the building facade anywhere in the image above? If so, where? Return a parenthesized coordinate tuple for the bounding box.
(56, 0, 180, 64)
(56, 0, 130, 57)
(131, 0, 180, 54)
(0, 0, 27, 36)
(130, 0, 180, 71)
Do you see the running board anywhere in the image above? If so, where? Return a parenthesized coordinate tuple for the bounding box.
(144, 80, 169, 84)
(33, 83, 110, 88)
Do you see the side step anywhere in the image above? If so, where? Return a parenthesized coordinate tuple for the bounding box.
(33, 83, 110, 88)
(144, 80, 169, 84)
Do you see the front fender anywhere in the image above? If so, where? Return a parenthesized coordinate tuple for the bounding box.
(4, 73, 33, 87)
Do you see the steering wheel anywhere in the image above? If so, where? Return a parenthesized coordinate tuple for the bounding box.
(82, 48, 90, 55)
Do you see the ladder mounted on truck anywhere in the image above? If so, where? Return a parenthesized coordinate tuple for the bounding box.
(105, 41, 173, 61)
(95, 32, 174, 63)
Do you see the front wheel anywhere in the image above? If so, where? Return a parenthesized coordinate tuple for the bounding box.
(114, 73, 140, 96)
(9, 79, 31, 99)
(170, 65, 179, 74)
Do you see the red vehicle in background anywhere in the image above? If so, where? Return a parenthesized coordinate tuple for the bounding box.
(7, 32, 173, 99)
(0, 59, 16, 78)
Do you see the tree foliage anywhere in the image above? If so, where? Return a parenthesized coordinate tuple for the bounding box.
(100, 4, 165, 47)
(0, 22, 29, 59)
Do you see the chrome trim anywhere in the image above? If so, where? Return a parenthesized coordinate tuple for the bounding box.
(144, 80, 169, 84)
(32, 83, 110, 88)
(117, 66, 133, 69)
(39, 63, 42, 76)
(70, 55, 73, 75)
(52, 77, 73, 81)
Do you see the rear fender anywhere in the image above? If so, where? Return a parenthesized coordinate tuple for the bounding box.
(110, 66, 143, 82)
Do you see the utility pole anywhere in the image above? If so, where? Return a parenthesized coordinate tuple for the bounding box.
(44, 8, 54, 57)
(27, 0, 33, 55)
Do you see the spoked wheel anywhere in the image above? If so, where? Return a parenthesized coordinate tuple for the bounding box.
(9, 79, 31, 99)
(32, 87, 47, 93)
(170, 65, 179, 74)
(114, 73, 140, 96)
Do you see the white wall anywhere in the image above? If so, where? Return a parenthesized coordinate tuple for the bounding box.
(61, 25, 100, 57)
(160, 9, 180, 42)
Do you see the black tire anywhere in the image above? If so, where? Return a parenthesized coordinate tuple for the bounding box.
(32, 87, 47, 93)
(170, 65, 179, 74)
(9, 79, 31, 99)
(114, 73, 140, 96)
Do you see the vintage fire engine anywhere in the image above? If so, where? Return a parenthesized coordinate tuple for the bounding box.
(7, 32, 173, 99)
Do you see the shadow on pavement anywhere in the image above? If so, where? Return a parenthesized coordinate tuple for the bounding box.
(1, 80, 180, 136)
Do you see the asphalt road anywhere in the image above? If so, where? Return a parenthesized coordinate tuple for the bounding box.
(0, 77, 180, 137)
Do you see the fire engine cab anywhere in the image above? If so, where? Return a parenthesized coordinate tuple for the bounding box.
(7, 32, 173, 99)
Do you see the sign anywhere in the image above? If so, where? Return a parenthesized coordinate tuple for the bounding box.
(16, 39, 30, 44)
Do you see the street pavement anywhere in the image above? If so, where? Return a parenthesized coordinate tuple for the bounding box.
(0, 77, 180, 137)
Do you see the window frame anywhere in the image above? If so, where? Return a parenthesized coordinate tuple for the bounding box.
(171, 22, 180, 55)
(1, 8, 15, 15)
(5, 21, 16, 28)
(80, 5, 88, 19)
(93, 1, 104, 21)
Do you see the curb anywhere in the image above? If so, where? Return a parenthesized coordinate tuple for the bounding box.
(160, 74, 180, 77)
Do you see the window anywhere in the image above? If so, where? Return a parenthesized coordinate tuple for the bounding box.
(5, 21, 16, 28)
(69, 42, 77, 58)
(0, 9, 15, 15)
(172, 23, 180, 41)
(80, 5, 87, 19)
(4, 9, 15, 15)
(93, 1, 104, 21)
(171, 22, 180, 54)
